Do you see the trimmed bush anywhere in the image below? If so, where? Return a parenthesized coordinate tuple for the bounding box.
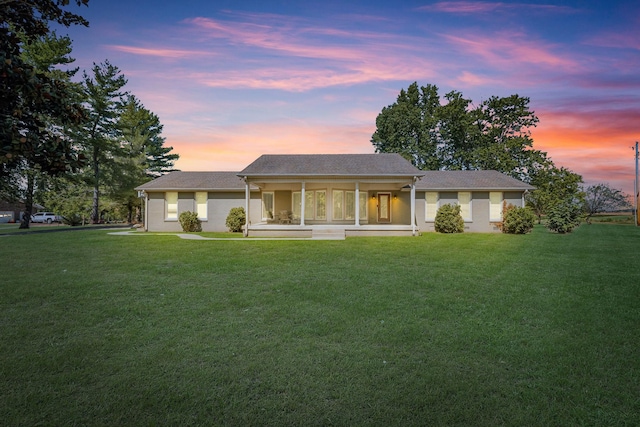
(434, 203, 464, 233)
(226, 207, 246, 232)
(179, 211, 202, 232)
(546, 202, 582, 234)
(502, 204, 535, 234)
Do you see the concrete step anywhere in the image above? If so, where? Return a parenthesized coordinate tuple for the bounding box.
(311, 228, 346, 240)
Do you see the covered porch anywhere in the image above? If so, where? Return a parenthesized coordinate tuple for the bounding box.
(242, 180, 419, 237)
(238, 154, 424, 238)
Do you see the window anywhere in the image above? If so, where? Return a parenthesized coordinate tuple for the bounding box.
(458, 192, 472, 221)
(316, 190, 326, 220)
(305, 191, 314, 220)
(195, 192, 207, 220)
(166, 192, 178, 220)
(292, 192, 302, 220)
(490, 192, 503, 221)
(425, 192, 438, 221)
(359, 192, 368, 220)
(296, 190, 328, 221)
(345, 191, 355, 220)
(331, 190, 360, 221)
(333, 190, 344, 220)
(262, 192, 274, 220)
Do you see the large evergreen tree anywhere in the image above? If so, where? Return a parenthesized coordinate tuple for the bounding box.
(12, 29, 83, 228)
(1, 0, 89, 182)
(109, 95, 178, 222)
(81, 60, 128, 223)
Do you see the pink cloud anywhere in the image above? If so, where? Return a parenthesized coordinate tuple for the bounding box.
(185, 16, 414, 63)
(107, 45, 212, 59)
(419, 2, 577, 15)
(161, 15, 441, 91)
(442, 32, 576, 70)
(584, 31, 640, 51)
(453, 71, 495, 87)
(186, 61, 434, 92)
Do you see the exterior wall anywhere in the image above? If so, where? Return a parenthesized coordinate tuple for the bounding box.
(417, 190, 526, 233)
(142, 186, 526, 235)
(145, 191, 260, 232)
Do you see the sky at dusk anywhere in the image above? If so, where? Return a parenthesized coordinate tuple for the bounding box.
(56, 0, 639, 195)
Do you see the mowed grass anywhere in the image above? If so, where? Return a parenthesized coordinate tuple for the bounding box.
(1, 225, 639, 426)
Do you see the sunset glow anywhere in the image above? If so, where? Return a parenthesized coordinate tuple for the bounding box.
(60, 0, 639, 195)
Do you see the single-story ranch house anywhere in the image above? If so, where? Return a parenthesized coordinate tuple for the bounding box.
(136, 154, 534, 237)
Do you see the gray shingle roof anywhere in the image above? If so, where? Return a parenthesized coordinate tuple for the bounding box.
(135, 171, 249, 191)
(416, 170, 534, 191)
(134, 161, 532, 192)
(238, 154, 423, 177)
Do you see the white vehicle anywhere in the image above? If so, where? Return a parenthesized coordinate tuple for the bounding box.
(31, 212, 62, 224)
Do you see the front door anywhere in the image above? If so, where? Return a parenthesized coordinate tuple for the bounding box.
(377, 193, 391, 223)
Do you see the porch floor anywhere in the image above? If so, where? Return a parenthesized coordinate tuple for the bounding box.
(247, 223, 417, 238)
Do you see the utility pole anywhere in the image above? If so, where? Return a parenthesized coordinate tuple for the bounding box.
(635, 142, 639, 226)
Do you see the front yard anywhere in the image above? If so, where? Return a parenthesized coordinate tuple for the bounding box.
(1, 224, 639, 425)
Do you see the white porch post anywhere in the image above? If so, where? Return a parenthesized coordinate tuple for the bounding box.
(300, 181, 306, 226)
(355, 182, 360, 226)
(144, 192, 148, 231)
(244, 177, 250, 237)
(411, 177, 416, 236)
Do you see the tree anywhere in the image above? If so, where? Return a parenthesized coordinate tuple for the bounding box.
(40, 175, 92, 225)
(546, 201, 583, 234)
(81, 60, 128, 223)
(1, 0, 89, 182)
(371, 83, 549, 183)
(470, 95, 547, 181)
(583, 184, 631, 221)
(527, 165, 584, 223)
(110, 95, 178, 222)
(437, 90, 475, 170)
(14, 30, 82, 228)
(371, 82, 441, 170)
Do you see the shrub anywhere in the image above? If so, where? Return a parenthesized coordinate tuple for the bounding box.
(61, 214, 85, 226)
(502, 204, 535, 234)
(434, 203, 464, 233)
(546, 202, 582, 234)
(179, 211, 202, 232)
(226, 207, 246, 232)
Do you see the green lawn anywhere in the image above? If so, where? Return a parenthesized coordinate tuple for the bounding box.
(2, 225, 639, 426)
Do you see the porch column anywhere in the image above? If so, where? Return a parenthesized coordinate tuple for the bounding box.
(144, 192, 148, 232)
(355, 182, 360, 226)
(244, 177, 250, 237)
(411, 177, 416, 236)
(300, 181, 305, 226)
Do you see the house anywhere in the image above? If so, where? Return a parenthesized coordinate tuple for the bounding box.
(0, 200, 44, 223)
(135, 154, 534, 237)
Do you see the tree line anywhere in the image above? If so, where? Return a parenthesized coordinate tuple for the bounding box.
(1, 0, 178, 228)
(372, 82, 631, 226)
